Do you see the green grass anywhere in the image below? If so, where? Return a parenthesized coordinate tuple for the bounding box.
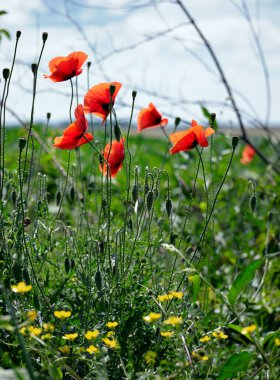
(0, 125, 279, 380)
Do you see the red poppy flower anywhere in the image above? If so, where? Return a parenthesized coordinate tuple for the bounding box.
(240, 144, 256, 164)
(137, 103, 168, 132)
(84, 82, 122, 122)
(100, 138, 125, 177)
(169, 120, 215, 154)
(53, 104, 93, 150)
(44, 51, 88, 82)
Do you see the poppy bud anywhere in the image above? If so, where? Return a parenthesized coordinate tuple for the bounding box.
(19, 137, 27, 151)
(114, 123, 121, 142)
(146, 191, 154, 211)
(132, 90, 137, 98)
(166, 198, 173, 217)
(31, 63, 37, 75)
(132, 184, 138, 203)
(175, 117, 181, 127)
(250, 195, 256, 213)
(46, 112, 51, 120)
(87, 61, 92, 68)
(16, 31, 22, 39)
(232, 136, 239, 149)
(210, 113, 216, 124)
(65, 257, 71, 274)
(109, 84, 116, 96)
(95, 270, 102, 291)
(2, 68, 10, 80)
(42, 32, 48, 42)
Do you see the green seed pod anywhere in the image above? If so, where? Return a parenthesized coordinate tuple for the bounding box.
(16, 31, 22, 39)
(210, 113, 216, 124)
(46, 112, 51, 120)
(146, 191, 154, 211)
(114, 123, 121, 142)
(18, 137, 27, 151)
(250, 195, 256, 213)
(87, 61, 92, 69)
(166, 198, 173, 217)
(31, 63, 37, 75)
(232, 136, 239, 149)
(65, 257, 71, 274)
(56, 191, 61, 206)
(2, 68, 10, 80)
(95, 270, 102, 291)
(109, 84, 116, 96)
(70, 187, 75, 203)
(175, 117, 181, 127)
(132, 90, 137, 98)
(42, 32, 48, 42)
(132, 184, 138, 203)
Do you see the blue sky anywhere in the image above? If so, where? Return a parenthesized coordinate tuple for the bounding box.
(1, 0, 280, 128)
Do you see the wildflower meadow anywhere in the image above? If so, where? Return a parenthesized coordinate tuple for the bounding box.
(0, 2, 280, 380)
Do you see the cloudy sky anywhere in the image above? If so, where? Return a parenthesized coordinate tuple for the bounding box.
(1, 0, 280, 129)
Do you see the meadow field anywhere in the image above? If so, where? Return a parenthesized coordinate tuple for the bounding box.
(0, 3, 280, 379)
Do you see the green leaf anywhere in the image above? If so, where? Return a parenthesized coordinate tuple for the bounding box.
(0, 11, 8, 16)
(227, 323, 253, 342)
(217, 351, 255, 380)
(228, 259, 264, 305)
(0, 29, 11, 39)
(201, 106, 218, 130)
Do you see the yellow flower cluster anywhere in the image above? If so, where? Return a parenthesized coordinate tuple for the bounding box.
(158, 291, 183, 302)
(86, 345, 99, 354)
(143, 312, 162, 323)
(212, 331, 228, 339)
(20, 326, 42, 337)
(102, 337, 118, 349)
(84, 330, 99, 340)
(192, 351, 209, 361)
(63, 333, 78, 341)
(27, 310, 37, 321)
(163, 316, 182, 326)
(54, 310, 71, 320)
(199, 335, 211, 343)
(106, 321, 118, 329)
(144, 351, 157, 365)
(160, 331, 174, 338)
(241, 324, 256, 335)
(11, 282, 32, 294)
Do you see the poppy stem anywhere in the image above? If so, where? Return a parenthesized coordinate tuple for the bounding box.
(55, 150, 71, 220)
(69, 78, 74, 123)
(75, 75, 79, 107)
(0, 77, 8, 199)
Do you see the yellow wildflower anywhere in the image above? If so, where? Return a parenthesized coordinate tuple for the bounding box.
(106, 321, 118, 329)
(144, 351, 157, 365)
(84, 330, 99, 340)
(42, 323, 55, 332)
(107, 331, 115, 337)
(27, 310, 37, 321)
(63, 333, 78, 341)
(200, 355, 209, 361)
(11, 282, 32, 294)
(78, 347, 86, 353)
(275, 338, 280, 346)
(59, 345, 70, 355)
(160, 331, 174, 338)
(241, 324, 256, 335)
(199, 335, 211, 343)
(158, 294, 173, 302)
(19, 327, 27, 335)
(86, 345, 99, 354)
(170, 291, 183, 299)
(212, 331, 228, 339)
(54, 310, 71, 320)
(143, 312, 162, 323)
(28, 326, 42, 337)
(41, 333, 52, 340)
(102, 338, 118, 349)
(163, 316, 182, 326)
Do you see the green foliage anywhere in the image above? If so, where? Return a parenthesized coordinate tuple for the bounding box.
(217, 351, 255, 380)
